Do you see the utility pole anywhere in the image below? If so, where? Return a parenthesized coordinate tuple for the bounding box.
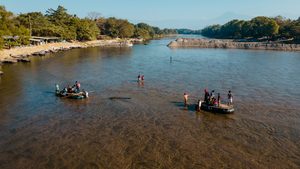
(28, 15, 32, 37)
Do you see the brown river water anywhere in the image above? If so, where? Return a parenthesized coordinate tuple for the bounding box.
(0, 36, 300, 169)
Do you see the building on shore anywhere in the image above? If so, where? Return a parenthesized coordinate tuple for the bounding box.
(30, 36, 62, 45)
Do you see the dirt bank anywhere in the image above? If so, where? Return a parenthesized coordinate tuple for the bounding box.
(168, 38, 300, 51)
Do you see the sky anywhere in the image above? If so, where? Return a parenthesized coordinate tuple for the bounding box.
(1, 0, 300, 29)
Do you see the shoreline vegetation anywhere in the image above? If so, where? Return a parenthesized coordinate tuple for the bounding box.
(169, 16, 300, 51)
(168, 38, 300, 51)
(0, 38, 141, 64)
(0, 5, 177, 74)
(201, 16, 300, 44)
(0, 5, 177, 49)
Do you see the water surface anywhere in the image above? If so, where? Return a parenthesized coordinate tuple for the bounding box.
(0, 36, 300, 168)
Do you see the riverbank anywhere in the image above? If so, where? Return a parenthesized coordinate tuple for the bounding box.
(168, 38, 300, 51)
(0, 39, 139, 75)
(0, 39, 137, 64)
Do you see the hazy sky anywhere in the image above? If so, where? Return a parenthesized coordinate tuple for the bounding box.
(1, 0, 299, 29)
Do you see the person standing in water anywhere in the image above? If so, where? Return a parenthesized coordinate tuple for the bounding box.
(55, 84, 60, 93)
(141, 75, 144, 81)
(184, 93, 189, 107)
(197, 100, 202, 111)
(228, 90, 233, 105)
(137, 74, 141, 82)
(217, 93, 221, 107)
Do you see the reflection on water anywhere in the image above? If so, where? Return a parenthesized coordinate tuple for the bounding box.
(0, 37, 300, 169)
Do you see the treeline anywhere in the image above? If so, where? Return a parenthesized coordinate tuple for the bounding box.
(176, 29, 201, 35)
(0, 5, 177, 49)
(201, 16, 300, 43)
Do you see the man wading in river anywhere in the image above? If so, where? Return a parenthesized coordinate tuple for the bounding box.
(184, 93, 189, 107)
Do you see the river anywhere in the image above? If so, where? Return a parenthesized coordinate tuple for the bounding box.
(0, 36, 300, 168)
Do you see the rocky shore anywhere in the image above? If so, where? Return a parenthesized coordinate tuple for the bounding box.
(0, 39, 137, 75)
(168, 38, 300, 51)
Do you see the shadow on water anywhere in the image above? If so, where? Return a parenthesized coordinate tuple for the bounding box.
(171, 101, 197, 111)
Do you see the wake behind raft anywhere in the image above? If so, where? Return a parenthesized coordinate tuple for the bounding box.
(55, 84, 88, 99)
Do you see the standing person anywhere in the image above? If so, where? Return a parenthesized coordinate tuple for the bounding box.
(75, 81, 81, 93)
(137, 74, 141, 82)
(217, 93, 221, 107)
(197, 100, 202, 111)
(204, 89, 209, 103)
(55, 84, 60, 93)
(141, 75, 144, 81)
(210, 90, 215, 100)
(184, 93, 189, 107)
(228, 90, 233, 105)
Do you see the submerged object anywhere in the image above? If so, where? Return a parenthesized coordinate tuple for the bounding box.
(109, 97, 131, 100)
(200, 102, 234, 114)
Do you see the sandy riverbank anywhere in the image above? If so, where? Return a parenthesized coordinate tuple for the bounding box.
(0, 39, 140, 64)
(168, 38, 300, 51)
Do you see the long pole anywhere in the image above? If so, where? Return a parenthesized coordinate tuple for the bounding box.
(28, 15, 32, 37)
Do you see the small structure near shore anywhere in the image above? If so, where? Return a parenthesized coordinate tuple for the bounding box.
(168, 38, 300, 51)
(30, 36, 62, 45)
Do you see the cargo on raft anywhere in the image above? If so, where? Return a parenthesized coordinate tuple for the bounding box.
(199, 102, 234, 114)
(55, 91, 88, 99)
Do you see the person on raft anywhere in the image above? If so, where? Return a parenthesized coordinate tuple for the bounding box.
(210, 90, 215, 100)
(74, 81, 81, 93)
(204, 89, 209, 103)
(228, 90, 233, 105)
(217, 93, 221, 106)
(184, 93, 189, 107)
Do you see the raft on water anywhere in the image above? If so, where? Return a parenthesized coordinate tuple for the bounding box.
(200, 102, 234, 114)
(56, 91, 88, 99)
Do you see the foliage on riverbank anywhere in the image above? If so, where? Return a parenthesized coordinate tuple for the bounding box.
(0, 5, 177, 49)
(176, 29, 201, 35)
(201, 16, 300, 43)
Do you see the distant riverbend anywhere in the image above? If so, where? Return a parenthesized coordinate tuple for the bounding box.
(168, 38, 300, 51)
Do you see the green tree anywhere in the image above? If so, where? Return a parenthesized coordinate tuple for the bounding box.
(103, 17, 119, 38)
(250, 16, 279, 38)
(220, 20, 244, 38)
(46, 6, 72, 26)
(118, 20, 134, 38)
(136, 23, 155, 37)
(16, 12, 54, 36)
(134, 27, 150, 39)
(76, 19, 100, 41)
(201, 24, 221, 37)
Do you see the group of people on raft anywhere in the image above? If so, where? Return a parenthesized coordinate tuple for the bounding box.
(56, 81, 89, 98)
(183, 89, 233, 108)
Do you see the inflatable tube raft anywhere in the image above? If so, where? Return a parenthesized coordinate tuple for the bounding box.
(200, 102, 234, 114)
